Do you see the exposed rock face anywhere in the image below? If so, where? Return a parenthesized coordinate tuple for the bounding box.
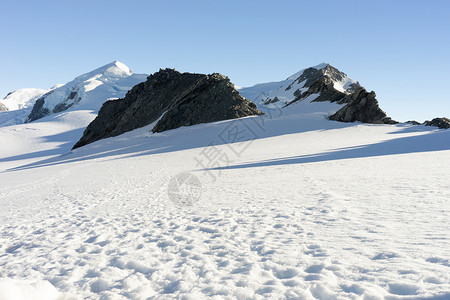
(282, 64, 361, 107)
(0, 101, 7, 111)
(26, 92, 53, 122)
(329, 88, 397, 124)
(424, 117, 450, 129)
(240, 63, 397, 125)
(73, 69, 262, 149)
(280, 66, 396, 125)
(26, 90, 76, 123)
(239, 63, 362, 107)
(287, 77, 347, 106)
(406, 120, 421, 125)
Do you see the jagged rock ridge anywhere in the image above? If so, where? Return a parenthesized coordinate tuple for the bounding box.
(240, 63, 396, 125)
(73, 69, 262, 149)
(284, 64, 361, 106)
(328, 88, 397, 124)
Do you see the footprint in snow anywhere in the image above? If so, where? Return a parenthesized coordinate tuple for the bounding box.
(426, 257, 450, 267)
(372, 252, 399, 260)
(304, 264, 324, 274)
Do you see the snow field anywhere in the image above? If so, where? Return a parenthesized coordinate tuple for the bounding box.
(0, 109, 449, 298)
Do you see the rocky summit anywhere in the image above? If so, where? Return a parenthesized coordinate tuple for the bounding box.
(240, 63, 397, 125)
(281, 65, 397, 124)
(73, 69, 262, 149)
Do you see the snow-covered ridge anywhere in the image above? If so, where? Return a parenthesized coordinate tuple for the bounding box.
(1, 88, 51, 111)
(286, 62, 328, 80)
(32, 61, 146, 116)
(0, 61, 147, 126)
(239, 63, 359, 108)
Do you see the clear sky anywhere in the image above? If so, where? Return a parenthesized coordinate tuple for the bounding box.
(1, 0, 449, 122)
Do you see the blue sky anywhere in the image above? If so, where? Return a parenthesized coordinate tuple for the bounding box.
(1, 0, 449, 122)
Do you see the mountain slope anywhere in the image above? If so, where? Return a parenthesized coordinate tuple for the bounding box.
(239, 63, 359, 106)
(0, 88, 53, 126)
(2, 88, 51, 111)
(73, 68, 262, 149)
(25, 61, 147, 122)
(239, 63, 395, 124)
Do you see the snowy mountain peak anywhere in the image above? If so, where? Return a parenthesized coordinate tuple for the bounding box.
(23, 62, 147, 123)
(102, 60, 133, 76)
(286, 62, 329, 80)
(73, 61, 133, 83)
(240, 63, 360, 107)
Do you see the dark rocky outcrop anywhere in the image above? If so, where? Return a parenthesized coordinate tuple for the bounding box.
(0, 101, 7, 111)
(284, 65, 361, 107)
(26, 89, 80, 123)
(281, 66, 396, 125)
(329, 88, 398, 124)
(287, 65, 358, 92)
(405, 120, 421, 125)
(26, 96, 51, 122)
(424, 117, 450, 129)
(25, 91, 54, 122)
(73, 69, 262, 149)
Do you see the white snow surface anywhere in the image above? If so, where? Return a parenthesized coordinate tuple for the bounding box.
(2, 88, 50, 111)
(0, 88, 53, 127)
(0, 101, 449, 299)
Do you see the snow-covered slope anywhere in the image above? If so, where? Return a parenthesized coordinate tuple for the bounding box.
(0, 61, 147, 127)
(25, 61, 147, 123)
(239, 63, 359, 108)
(2, 88, 50, 111)
(0, 99, 449, 298)
(0, 88, 53, 126)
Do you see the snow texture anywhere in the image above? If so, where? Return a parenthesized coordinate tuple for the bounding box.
(1, 90, 449, 299)
(0, 88, 52, 126)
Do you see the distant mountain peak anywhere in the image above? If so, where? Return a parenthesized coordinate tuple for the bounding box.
(24, 62, 146, 123)
(72, 61, 133, 83)
(286, 62, 329, 80)
(240, 63, 360, 107)
(239, 63, 395, 125)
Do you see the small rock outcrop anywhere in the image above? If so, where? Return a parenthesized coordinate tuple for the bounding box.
(329, 88, 397, 124)
(0, 101, 7, 111)
(26, 95, 52, 122)
(405, 120, 421, 125)
(73, 69, 262, 149)
(424, 117, 450, 129)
